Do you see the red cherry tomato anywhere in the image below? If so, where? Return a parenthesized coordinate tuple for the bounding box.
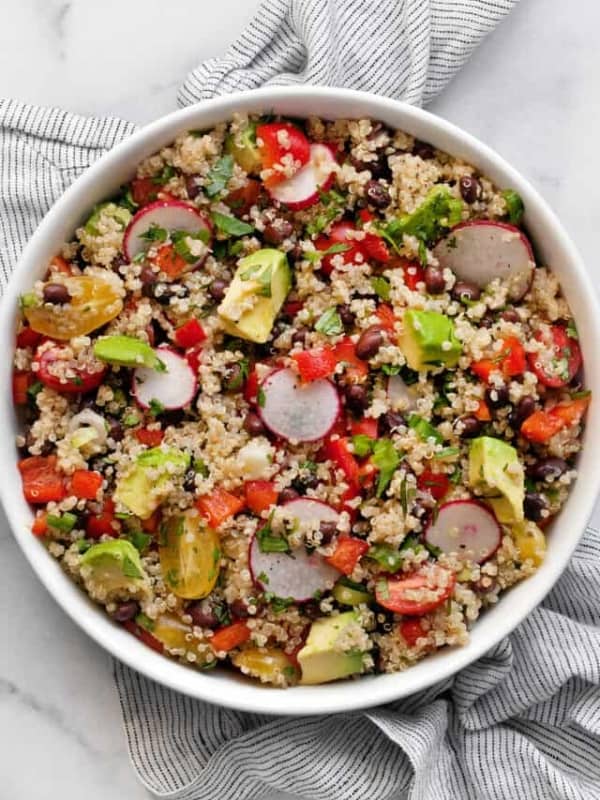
(256, 123, 310, 187)
(398, 618, 427, 647)
(375, 567, 456, 615)
(131, 177, 160, 207)
(34, 345, 106, 394)
(527, 325, 582, 388)
(18, 455, 65, 504)
(315, 221, 363, 275)
(417, 469, 450, 501)
(292, 347, 337, 382)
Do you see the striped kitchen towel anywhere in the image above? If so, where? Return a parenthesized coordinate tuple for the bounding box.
(5, 1, 600, 799)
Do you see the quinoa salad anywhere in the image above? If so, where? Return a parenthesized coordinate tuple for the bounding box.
(12, 114, 590, 688)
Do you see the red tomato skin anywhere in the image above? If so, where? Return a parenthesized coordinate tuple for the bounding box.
(528, 325, 582, 388)
(70, 469, 103, 500)
(16, 326, 42, 348)
(18, 455, 65, 504)
(376, 568, 456, 616)
(399, 618, 427, 647)
(174, 319, 206, 349)
(350, 418, 378, 439)
(135, 428, 164, 447)
(35, 346, 106, 394)
(244, 368, 260, 404)
(196, 488, 245, 528)
(322, 437, 360, 488)
(326, 536, 369, 575)
(292, 348, 337, 382)
(131, 177, 160, 207)
(315, 221, 363, 275)
(210, 621, 251, 653)
(245, 480, 278, 515)
(256, 123, 310, 186)
(375, 304, 397, 334)
(417, 469, 450, 501)
(334, 338, 369, 382)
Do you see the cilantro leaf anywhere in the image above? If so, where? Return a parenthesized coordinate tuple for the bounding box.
(205, 155, 234, 198)
(211, 211, 254, 237)
(351, 434, 375, 458)
(372, 439, 400, 497)
(383, 185, 463, 250)
(371, 276, 391, 301)
(502, 189, 524, 225)
(140, 224, 168, 243)
(315, 307, 343, 336)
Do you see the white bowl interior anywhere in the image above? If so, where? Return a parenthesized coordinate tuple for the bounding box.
(1, 87, 599, 715)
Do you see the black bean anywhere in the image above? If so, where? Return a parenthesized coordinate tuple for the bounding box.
(365, 180, 391, 209)
(379, 411, 405, 436)
(337, 304, 356, 328)
(350, 154, 390, 181)
(524, 492, 547, 522)
(510, 395, 536, 429)
(223, 363, 243, 392)
(424, 266, 446, 294)
(244, 411, 266, 436)
(43, 283, 70, 305)
(279, 487, 300, 504)
(527, 457, 568, 482)
(452, 281, 481, 303)
(319, 521, 338, 545)
(292, 473, 319, 494)
(485, 384, 509, 409)
(345, 384, 368, 413)
(500, 309, 520, 323)
(291, 327, 309, 347)
(302, 601, 322, 620)
(208, 278, 229, 303)
(185, 175, 202, 200)
(458, 415, 483, 438)
(412, 140, 435, 160)
(459, 175, 482, 204)
(355, 326, 384, 360)
(111, 601, 139, 623)
(187, 599, 219, 629)
(263, 219, 293, 245)
(183, 469, 197, 493)
(108, 418, 124, 442)
(229, 599, 250, 619)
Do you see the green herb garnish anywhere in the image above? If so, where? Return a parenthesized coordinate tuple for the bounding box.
(408, 414, 443, 444)
(205, 155, 234, 198)
(211, 211, 254, 237)
(315, 307, 343, 336)
(502, 189, 524, 225)
(372, 439, 400, 497)
(371, 276, 391, 301)
(47, 512, 77, 533)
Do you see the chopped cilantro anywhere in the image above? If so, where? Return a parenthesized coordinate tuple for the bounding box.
(433, 446, 460, 459)
(211, 211, 254, 237)
(502, 189, 524, 225)
(128, 530, 152, 553)
(408, 414, 443, 444)
(122, 411, 140, 427)
(148, 398, 165, 417)
(371, 439, 400, 497)
(371, 276, 391, 301)
(47, 512, 77, 532)
(256, 512, 289, 554)
(135, 613, 155, 631)
(151, 164, 176, 186)
(566, 320, 579, 340)
(27, 381, 43, 402)
(140, 224, 168, 243)
(382, 186, 463, 253)
(171, 228, 211, 264)
(351, 434, 375, 458)
(315, 307, 343, 336)
(193, 458, 209, 478)
(205, 155, 234, 198)
(305, 242, 351, 263)
(368, 544, 404, 573)
(257, 571, 269, 585)
(381, 364, 401, 376)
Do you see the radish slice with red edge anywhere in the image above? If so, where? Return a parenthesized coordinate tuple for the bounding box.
(387, 374, 417, 412)
(123, 200, 212, 263)
(133, 347, 197, 410)
(433, 221, 535, 301)
(267, 143, 337, 210)
(424, 500, 501, 563)
(249, 498, 340, 601)
(258, 367, 340, 442)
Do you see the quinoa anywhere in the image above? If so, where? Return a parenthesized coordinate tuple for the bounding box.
(12, 114, 589, 688)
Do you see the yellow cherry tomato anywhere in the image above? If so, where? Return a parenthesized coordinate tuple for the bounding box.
(513, 520, 546, 567)
(24, 275, 124, 339)
(159, 509, 221, 599)
(152, 614, 194, 651)
(232, 647, 297, 685)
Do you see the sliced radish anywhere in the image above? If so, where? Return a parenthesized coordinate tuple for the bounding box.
(434, 221, 535, 301)
(424, 500, 501, 563)
(133, 347, 197, 410)
(123, 200, 212, 263)
(267, 143, 337, 210)
(388, 374, 417, 412)
(249, 498, 340, 601)
(258, 368, 340, 442)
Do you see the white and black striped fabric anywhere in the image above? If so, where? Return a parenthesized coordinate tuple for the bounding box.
(5, 2, 600, 798)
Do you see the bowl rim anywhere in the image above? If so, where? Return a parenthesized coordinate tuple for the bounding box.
(2, 85, 599, 715)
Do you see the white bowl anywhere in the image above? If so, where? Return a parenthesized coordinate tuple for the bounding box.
(2, 87, 599, 715)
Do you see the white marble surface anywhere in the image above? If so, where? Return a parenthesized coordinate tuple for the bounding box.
(1, 0, 600, 797)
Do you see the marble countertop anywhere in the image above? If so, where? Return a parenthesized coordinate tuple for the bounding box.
(1, 0, 599, 797)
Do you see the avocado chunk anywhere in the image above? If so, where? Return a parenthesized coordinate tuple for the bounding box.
(332, 578, 373, 606)
(298, 611, 368, 685)
(218, 248, 291, 343)
(84, 202, 132, 236)
(225, 121, 262, 175)
(114, 446, 190, 519)
(468, 436, 524, 523)
(93, 335, 166, 371)
(400, 309, 461, 371)
(80, 539, 149, 600)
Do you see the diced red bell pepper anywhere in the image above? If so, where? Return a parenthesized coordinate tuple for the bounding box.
(244, 480, 278, 515)
(283, 299, 304, 317)
(48, 255, 74, 275)
(322, 437, 360, 488)
(18, 456, 65, 504)
(375, 304, 397, 334)
(13, 371, 32, 405)
(472, 337, 526, 383)
(86, 499, 119, 539)
(399, 618, 427, 647)
(315, 221, 363, 275)
(350, 417, 378, 439)
(375, 568, 456, 616)
(185, 344, 203, 375)
(361, 233, 390, 263)
(135, 428, 164, 447)
(196, 488, 245, 528)
(417, 469, 450, 501)
(174, 318, 206, 349)
(520, 411, 564, 443)
(224, 179, 261, 217)
(292, 347, 337, 382)
(244, 368, 260, 405)
(123, 619, 164, 653)
(390, 257, 424, 291)
(550, 395, 590, 426)
(256, 122, 310, 187)
(153, 243, 189, 280)
(211, 620, 251, 652)
(70, 469, 103, 500)
(474, 399, 492, 422)
(31, 513, 48, 537)
(131, 176, 160, 207)
(527, 325, 582, 388)
(16, 326, 42, 349)
(326, 536, 369, 575)
(334, 338, 369, 382)
(357, 458, 378, 489)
